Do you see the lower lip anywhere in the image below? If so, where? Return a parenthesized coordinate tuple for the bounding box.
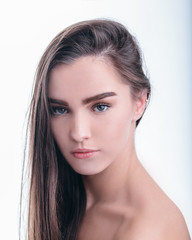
(72, 151, 98, 159)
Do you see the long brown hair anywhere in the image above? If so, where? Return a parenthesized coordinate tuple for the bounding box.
(21, 19, 151, 240)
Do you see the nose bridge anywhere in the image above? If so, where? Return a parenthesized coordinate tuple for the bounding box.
(70, 110, 91, 142)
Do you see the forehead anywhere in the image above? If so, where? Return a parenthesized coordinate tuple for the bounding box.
(48, 56, 130, 99)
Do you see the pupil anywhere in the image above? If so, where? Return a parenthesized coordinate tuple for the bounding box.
(57, 108, 64, 113)
(98, 105, 105, 111)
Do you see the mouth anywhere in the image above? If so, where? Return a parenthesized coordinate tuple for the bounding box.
(71, 148, 99, 159)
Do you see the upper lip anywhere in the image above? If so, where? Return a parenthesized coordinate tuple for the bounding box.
(71, 148, 98, 153)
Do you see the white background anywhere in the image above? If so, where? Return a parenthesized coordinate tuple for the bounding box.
(0, 0, 191, 239)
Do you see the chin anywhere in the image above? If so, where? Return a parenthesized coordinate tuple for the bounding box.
(63, 152, 112, 176)
(70, 162, 108, 176)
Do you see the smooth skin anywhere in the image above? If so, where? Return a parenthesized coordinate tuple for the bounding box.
(49, 56, 190, 240)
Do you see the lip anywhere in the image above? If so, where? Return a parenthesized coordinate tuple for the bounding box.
(71, 148, 99, 159)
(71, 148, 98, 153)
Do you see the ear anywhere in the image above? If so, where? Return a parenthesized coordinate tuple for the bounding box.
(133, 91, 148, 121)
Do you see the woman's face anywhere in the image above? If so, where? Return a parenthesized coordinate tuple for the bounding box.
(48, 56, 144, 175)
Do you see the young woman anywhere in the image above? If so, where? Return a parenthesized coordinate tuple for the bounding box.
(23, 19, 190, 240)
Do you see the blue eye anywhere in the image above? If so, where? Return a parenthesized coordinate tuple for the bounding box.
(93, 103, 110, 112)
(51, 106, 68, 115)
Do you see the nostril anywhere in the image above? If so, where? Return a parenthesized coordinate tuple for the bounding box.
(70, 131, 91, 143)
(70, 120, 91, 143)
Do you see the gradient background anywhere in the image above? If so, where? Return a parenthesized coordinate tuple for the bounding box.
(0, 0, 191, 238)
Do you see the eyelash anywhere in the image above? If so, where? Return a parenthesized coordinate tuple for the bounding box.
(50, 103, 111, 116)
(92, 103, 111, 112)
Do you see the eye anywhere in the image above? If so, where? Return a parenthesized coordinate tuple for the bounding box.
(50, 106, 69, 116)
(92, 103, 110, 112)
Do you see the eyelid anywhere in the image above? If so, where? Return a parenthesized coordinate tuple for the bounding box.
(49, 101, 112, 115)
(92, 102, 111, 111)
(49, 105, 69, 116)
(92, 102, 110, 107)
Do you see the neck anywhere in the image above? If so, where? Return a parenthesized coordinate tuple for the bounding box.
(82, 133, 140, 209)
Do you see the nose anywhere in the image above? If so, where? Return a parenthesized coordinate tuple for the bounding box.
(69, 112, 91, 143)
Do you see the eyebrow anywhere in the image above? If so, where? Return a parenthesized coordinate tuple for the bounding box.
(48, 92, 117, 106)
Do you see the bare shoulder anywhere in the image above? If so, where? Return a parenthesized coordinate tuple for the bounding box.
(116, 197, 191, 240)
(116, 171, 190, 239)
(137, 205, 190, 240)
(159, 207, 191, 240)
(115, 206, 190, 240)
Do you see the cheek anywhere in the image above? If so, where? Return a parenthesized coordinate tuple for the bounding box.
(100, 109, 133, 145)
(51, 120, 68, 147)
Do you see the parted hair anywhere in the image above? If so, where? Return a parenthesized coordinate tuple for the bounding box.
(22, 19, 151, 240)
